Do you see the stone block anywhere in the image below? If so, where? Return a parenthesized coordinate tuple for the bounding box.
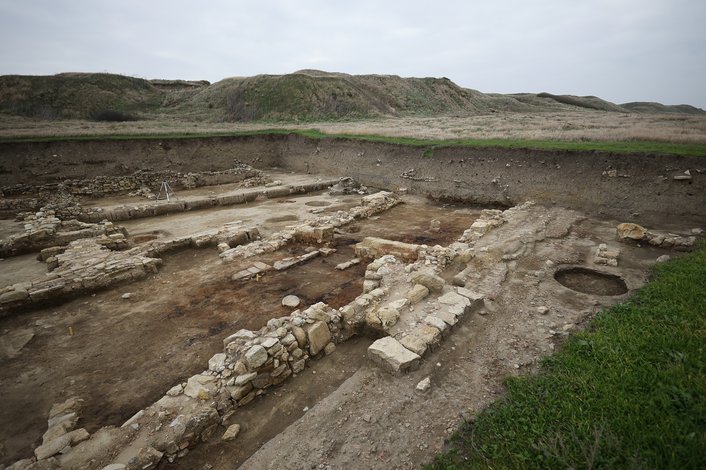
(354, 237, 419, 261)
(399, 325, 441, 356)
(244, 345, 268, 369)
(34, 434, 71, 460)
(616, 223, 647, 242)
(368, 337, 421, 375)
(208, 353, 226, 372)
(407, 284, 429, 304)
(306, 321, 332, 356)
(435, 310, 458, 327)
(411, 270, 445, 292)
(184, 375, 218, 400)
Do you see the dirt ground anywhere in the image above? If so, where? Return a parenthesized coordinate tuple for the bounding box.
(0, 167, 698, 469)
(0, 187, 479, 466)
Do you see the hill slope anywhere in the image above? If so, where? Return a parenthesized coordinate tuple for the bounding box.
(0, 70, 704, 122)
(0, 73, 163, 119)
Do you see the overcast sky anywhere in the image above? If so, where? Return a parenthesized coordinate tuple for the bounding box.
(1, 0, 705, 108)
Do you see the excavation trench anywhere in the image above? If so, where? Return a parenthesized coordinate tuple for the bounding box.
(0, 135, 703, 469)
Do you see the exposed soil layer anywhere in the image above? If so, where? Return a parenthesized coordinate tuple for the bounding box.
(1, 134, 704, 226)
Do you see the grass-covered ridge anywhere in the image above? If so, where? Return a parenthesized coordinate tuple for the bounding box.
(427, 245, 706, 469)
(1, 129, 705, 157)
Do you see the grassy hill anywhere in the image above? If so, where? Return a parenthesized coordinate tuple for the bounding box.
(621, 101, 706, 115)
(0, 73, 163, 120)
(0, 70, 703, 122)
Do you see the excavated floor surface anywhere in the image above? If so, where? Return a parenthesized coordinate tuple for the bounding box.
(0, 170, 698, 469)
(0, 180, 480, 467)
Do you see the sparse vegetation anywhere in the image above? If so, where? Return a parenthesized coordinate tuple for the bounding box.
(90, 109, 138, 122)
(427, 246, 706, 469)
(2, 129, 704, 157)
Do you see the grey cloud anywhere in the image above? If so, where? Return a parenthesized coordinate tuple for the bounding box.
(0, 0, 704, 107)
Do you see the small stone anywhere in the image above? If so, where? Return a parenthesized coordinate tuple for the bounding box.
(416, 377, 431, 392)
(208, 353, 226, 372)
(377, 306, 400, 328)
(424, 315, 447, 334)
(260, 337, 279, 349)
(537, 306, 549, 315)
(101, 465, 127, 470)
(282, 295, 301, 308)
(166, 384, 183, 397)
(234, 372, 257, 386)
(323, 342, 336, 355)
(121, 293, 132, 300)
(655, 255, 671, 263)
(222, 423, 241, 441)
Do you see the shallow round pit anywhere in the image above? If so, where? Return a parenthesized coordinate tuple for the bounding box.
(305, 200, 332, 207)
(554, 267, 628, 296)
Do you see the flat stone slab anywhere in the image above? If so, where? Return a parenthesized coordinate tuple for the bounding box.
(399, 325, 441, 356)
(368, 336, 420, 375)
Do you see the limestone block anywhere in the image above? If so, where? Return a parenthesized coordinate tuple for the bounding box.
(306, 321, 332, 356)
(438, 291, 470, 308)
(368, 337, 421, 375)
(244, 345, 268, 369)
(424, 315, 448, 335)
(616, 223, 647, 242)
(183, 375, 218, 400)
(291, 326, 307, 349)
(222, 329, 256, 347)
(228, 382, 253, 401)
(399, 325, 441, 356)
(292, 358, 306, 374)
(222, 424, 241, 441)
(0, 288, 29, 304)
(407, 284, 430, 304)
(411, 270, 445, 292)
(354, 237, 419, 261)
(34, 434, 71, 460)
(377, 306, 400, 329)
(234, 372, 257, 386)
(435, 310, 458, 327)
(208, 353, 226, 372)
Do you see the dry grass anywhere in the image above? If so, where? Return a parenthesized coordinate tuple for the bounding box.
(1, 111, 705, 144)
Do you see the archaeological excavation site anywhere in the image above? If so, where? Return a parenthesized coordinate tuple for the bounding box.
(0, 134, 704, 469)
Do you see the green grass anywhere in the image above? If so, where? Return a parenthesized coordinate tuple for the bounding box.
(427, 246, 706, 469)
(1, 129, 705, 157)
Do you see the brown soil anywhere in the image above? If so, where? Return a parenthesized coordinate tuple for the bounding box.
(0, 193, 478, 466)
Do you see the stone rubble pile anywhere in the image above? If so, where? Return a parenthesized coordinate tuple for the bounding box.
(616, 222, 698, 250)
(220, 191, 401, 262)
(0, 211, 127, 258)
(328, 177, 369, 196)
(594, 243, 620, 266)
(0, 237, 162, 310)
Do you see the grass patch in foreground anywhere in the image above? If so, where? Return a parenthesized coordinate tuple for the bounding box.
(428, 246, 706, 469)
(1, 129, 705, 157)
